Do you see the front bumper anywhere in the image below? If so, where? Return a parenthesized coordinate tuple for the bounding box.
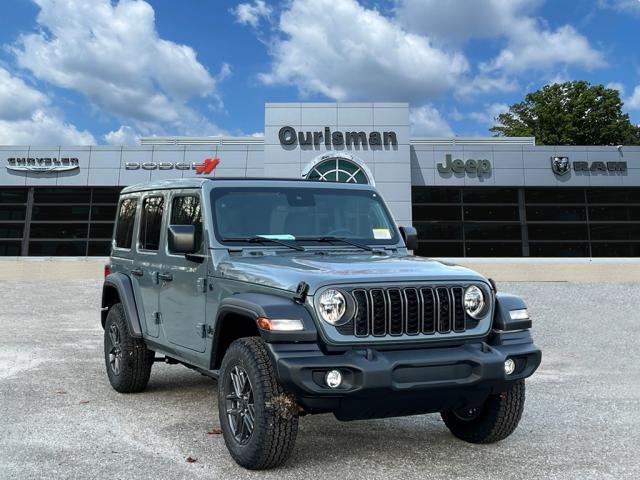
(267, 330, 541, 420)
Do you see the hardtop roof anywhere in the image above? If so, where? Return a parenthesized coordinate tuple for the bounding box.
(120, 177, 376, 194)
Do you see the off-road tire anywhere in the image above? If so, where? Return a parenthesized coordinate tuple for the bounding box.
(218, 337, 299, 470)
(441, 380, 525, 443)
(104, 303, 154, 393)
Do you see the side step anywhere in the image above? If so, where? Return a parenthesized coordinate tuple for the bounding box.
(154, 356, 219, 380)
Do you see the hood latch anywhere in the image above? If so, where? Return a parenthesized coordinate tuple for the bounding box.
(293, 281, 309, 304)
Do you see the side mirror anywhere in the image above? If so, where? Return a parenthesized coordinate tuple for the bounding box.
(168, 225, 197, 254)
(399, 226, 418, 251)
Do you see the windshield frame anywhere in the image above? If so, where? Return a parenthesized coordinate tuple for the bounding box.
(209, 185, 401, 247)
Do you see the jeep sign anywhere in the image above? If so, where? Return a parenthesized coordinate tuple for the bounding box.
(437, 154, 492, 176)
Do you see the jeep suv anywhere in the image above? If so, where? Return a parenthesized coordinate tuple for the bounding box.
(101, 178, 541, 470)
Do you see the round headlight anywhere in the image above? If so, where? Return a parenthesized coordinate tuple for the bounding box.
(317, 289, 347, 325)
(464, 285, 486, 319)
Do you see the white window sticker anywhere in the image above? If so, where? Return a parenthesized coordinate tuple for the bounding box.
(372, 228, 391, 240)
(258, 234, 296, 240)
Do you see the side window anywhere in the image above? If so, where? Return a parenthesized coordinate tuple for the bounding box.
(114, 198, 138, 249)
(139, 196, 164, 251)
(169, 195, 202, 253)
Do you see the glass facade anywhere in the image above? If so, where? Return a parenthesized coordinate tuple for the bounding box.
(413, 186, 640, 257)
(0, 187, 121, 256)
(1, 185, 640, 257)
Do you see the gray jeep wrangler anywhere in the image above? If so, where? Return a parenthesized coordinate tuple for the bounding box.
(101, 178, 541, 470)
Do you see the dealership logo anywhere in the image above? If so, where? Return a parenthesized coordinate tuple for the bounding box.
(551, 156, 627, 175)
(125, 158, 220, 174)
(437, 154, 491, 176)
(196, 158, 220, 174)
(6, 157, 79, 173)
(279, 126, 398, 148)
(551, 156, 571, 176)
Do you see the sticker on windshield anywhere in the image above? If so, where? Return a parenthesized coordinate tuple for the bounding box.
(372, 228, 391, 240)
(258, 234, 296, 240)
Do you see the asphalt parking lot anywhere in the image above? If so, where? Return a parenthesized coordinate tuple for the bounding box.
(1, 279, 639, 480)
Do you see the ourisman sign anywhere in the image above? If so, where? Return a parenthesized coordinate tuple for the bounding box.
(279, 126, 398, 147)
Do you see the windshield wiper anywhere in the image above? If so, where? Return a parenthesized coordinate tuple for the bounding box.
(298, 236, 374, 252)
(222, 236, 306, 252)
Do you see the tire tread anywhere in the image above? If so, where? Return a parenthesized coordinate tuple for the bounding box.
(441, 380, 525, 444)
(219, 337, 298, 470)
(104, 303, 154, 393)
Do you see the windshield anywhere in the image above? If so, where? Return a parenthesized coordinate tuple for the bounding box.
(211, 187, 399, 245)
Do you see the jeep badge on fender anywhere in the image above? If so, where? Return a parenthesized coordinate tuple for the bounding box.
(101, 178, 541, 470)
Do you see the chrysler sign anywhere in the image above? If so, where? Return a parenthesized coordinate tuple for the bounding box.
(6, 157, 79, 173)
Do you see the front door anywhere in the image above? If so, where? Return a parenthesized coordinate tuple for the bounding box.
(159, 191, 208, 353)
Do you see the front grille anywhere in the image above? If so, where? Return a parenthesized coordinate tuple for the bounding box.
(347, 286, 473, 338)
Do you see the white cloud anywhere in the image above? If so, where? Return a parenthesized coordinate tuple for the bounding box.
(232, 0, 272, 27)
(395, 0, 538, 43)
(626, 85, 640, 110)
(397, 0, 604, 80)
(410, 105, 454, 136)
(0, 68, 49, 120)
(607, 82, 626, 95)
(456, 74, 519, 97)
(598, 0, 640, 14)
(468, 103, 509, 126)
(0, 66, 94, 144)
(0, 110, 95, 145)
(258, 0, 468, 102)
(104, 125, 139, 145)
(483, 21, 605, 73)
(13, 0, 224, 135)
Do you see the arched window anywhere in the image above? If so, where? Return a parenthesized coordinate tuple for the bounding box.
(305, 157, 370, 184)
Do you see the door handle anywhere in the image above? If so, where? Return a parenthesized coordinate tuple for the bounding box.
(130, 268, 144, 277)
(158, 272, 173, 282)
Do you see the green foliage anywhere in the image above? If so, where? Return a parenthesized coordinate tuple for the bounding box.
(490, 81, 640, 145)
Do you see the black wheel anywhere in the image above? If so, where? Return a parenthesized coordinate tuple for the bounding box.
(218, 337, 298, 470)
(441, 380, 526, 444)
(104, 303, 154, 393)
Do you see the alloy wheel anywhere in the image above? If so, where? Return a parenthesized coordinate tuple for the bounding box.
(225, 365, 255, 445)
(108, 323, 123, 376)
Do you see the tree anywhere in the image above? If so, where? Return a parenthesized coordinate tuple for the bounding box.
(490, 81, 640, 145)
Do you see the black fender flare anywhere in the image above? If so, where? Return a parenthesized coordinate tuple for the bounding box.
(214, 293, 318, 343)
(210, 293, 318, 369)
(102, 272, 144, 338)
(493, 292, 531, 331)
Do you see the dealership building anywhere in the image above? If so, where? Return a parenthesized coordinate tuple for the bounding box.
(1, 102, 639, 258)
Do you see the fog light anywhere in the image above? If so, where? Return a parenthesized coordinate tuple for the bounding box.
(504, 358, 516, 375)
(325, 369, 343, 389)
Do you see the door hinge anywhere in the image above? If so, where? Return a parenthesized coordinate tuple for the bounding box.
(196, 277, 207, 293)
(154, 311, 162, 324)
(197, 323, 213, 338)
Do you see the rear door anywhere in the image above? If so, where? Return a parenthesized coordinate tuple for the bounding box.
(132, 192, 167, 338)
(158, 190, 208, 353)
(112, 194, 161, 338)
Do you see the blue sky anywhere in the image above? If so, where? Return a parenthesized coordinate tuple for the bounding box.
(0, 0, 639, 144)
